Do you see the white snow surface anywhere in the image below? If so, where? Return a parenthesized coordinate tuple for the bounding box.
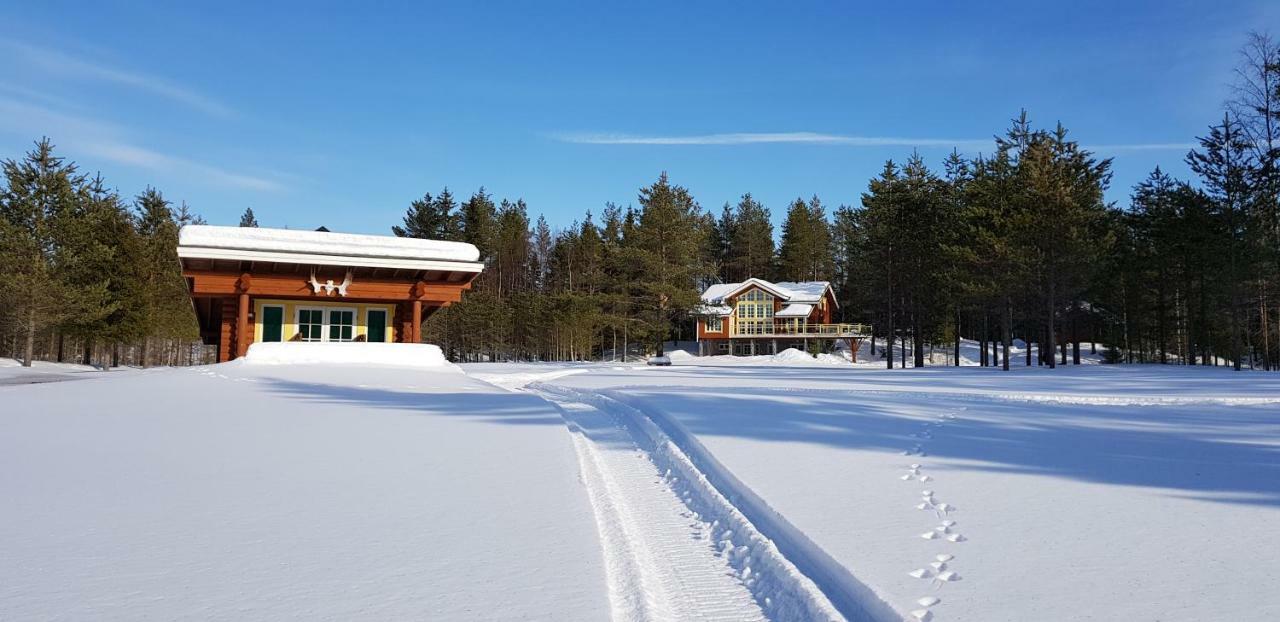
(178, 224, 481, 262)
(242, 342, 455, 369)
(1, 361, 608, 620)
(467, 362, 1280, 622)
(700, 279, 830, 304)
(775, 303, 815, 318)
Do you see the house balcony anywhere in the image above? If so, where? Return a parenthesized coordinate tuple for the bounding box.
(729, 322, 872, 338)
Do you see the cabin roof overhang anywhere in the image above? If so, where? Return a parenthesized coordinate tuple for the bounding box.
(177, 245, 484, 274)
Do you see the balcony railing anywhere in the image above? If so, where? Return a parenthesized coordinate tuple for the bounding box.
(731, 322, 872, 338)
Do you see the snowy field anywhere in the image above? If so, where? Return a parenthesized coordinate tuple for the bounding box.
(4, 345, 1277, 621)
(1, 347, 608, 620)
(470, 360, 1280, 622)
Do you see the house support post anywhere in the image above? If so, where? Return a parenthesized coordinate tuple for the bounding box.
(772, 338, 778, 354)
(412, 300, 423, 344)
(234, 272, 252, 360)
(236, 293, 249, 359)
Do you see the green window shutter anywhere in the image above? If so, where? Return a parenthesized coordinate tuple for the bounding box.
(262, 307, 283, 342)
(367, 310, 387, 343)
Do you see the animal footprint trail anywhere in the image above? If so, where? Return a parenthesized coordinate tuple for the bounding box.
(899, 407, 968, 620)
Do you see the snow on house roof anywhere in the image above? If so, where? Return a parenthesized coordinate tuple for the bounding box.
(773, 281, 831, 303)
(178, 225, 484, 272)
(695, 304, 733, 316)
(775, 303, 814, 318)
(700, 278, 833, 306)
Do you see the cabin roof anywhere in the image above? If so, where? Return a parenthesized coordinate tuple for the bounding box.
(177, 225, 483, 273)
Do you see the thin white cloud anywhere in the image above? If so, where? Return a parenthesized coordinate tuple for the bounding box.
(0, 39, 232, 118)
(0, 97, 284, 192)
(555, 131, 1197, 153)
(78, 142, 285, 192)
(553, 131, 990, 149)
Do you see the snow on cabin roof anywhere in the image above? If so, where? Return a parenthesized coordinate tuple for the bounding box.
(775, 303, 814, 318)
(178, 225, 484, 272)
(700, 278, 833, 306)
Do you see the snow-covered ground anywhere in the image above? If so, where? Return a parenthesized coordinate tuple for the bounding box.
(1, 350, 609, 620)
(469, 361, 1280, 622)
(0, 357, 119, 385)
(5, 344, 1277, 621)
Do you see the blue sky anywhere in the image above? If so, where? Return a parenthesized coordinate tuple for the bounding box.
(0, 1, 1274, 234)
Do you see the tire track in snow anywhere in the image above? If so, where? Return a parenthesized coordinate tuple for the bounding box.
(535, 388, 770, 622)
(537, 384, 902, 622)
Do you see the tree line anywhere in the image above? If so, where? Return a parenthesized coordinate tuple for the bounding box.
(5, 32, 1277, 370)
(0, 139, 207, 367)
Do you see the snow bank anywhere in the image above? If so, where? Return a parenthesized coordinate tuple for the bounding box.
(241, 342, 457, 369)
(672, 348, 852, 367)
(179, 224, 481, 262)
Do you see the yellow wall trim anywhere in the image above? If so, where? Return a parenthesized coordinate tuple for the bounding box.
(253, 299, 396, 343)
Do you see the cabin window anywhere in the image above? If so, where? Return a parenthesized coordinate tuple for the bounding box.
(706, 317, 723, 332)
(298, 308, 324, 341)
(327, 309, 355, 342)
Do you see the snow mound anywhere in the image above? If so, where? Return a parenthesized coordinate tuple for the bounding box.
(241, 342, 458, 369)
(774, 348, 817, 363)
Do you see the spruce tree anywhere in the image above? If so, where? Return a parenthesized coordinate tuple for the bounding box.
(0, 139, 83, 366)
(392, 188, 461, 239)
(238, 207, 259, 227)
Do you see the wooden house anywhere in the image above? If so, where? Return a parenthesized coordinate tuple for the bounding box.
(695, 278, 870, 356)
(177, 225, 483, 362)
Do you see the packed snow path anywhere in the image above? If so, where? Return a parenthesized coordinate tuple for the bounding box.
(474, 367, 850, 622)
(534, 388, 769, 621)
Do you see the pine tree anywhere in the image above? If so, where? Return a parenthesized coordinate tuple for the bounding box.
(632, 172, 711, 354)
(725, 193, 775, 282)
(238, 207, 259, 227)
(1188, 114, 1254, 370)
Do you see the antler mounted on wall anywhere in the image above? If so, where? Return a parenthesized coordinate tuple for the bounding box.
(308, 268, 354, 297)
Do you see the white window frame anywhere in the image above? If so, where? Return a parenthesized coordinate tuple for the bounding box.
(706, 316, 723, 332)
(324, 307, 358, 343)
(296, 306, 326, 342)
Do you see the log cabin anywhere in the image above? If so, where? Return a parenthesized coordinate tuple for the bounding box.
(695, 278, 871, 356)
(178, 225, 483, 362)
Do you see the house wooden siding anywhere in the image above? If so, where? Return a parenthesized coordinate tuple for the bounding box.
(696, 284, 838, 335)
(179, 226, 483, 363)
(694, 278, 867, 356)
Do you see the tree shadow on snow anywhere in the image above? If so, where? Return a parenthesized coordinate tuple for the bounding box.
(606, 381, 1280, 508)
(260, 377, 570, 428)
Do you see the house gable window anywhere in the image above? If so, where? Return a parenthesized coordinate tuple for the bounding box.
(735, 288, 775, 335)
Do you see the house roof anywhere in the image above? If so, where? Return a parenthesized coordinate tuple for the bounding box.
(699, 278, 835, 308)
(177, 225, 484, 273)
(775, 303, 814, 318)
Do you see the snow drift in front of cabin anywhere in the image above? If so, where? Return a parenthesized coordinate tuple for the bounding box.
(240, 342, 457, 369)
